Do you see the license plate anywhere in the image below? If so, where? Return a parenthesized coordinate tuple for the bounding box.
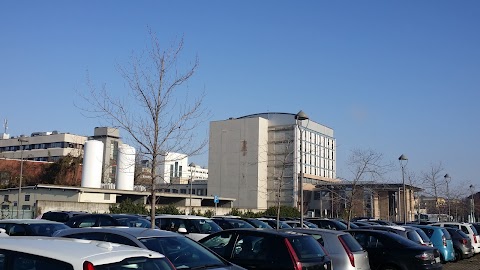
(435, 257, 440, 263)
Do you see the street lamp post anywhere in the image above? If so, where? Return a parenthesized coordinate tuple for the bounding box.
(18, 138, 28, 217)
(295, 110, 309, 226)
(444, 173, 451, 220)
(398, 154, 408, 224)
(470, 185, 475, 223)
(188, 162, 196, 215)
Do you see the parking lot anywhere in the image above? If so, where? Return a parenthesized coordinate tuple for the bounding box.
(444, 255, 480, 270)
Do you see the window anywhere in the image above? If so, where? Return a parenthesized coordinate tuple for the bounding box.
(3, 195, 8, 202)
(104, 194, 111, 200)
(11, 252, 73, 270)
(24, 195, 30, 202)
(22, 205, 30, 210)
(1, 205, 8, 210)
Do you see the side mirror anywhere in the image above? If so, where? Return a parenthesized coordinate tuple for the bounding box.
(177, 227, 188, 234)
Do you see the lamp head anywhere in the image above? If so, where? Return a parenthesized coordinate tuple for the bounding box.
(295, 110, 309, 121)
(189, 162, 197, 167)
(444, 173, 450, 179)
(398, 154, 408, 161)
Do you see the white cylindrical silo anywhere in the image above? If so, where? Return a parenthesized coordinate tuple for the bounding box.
(81, 140, 104, 188)
(116, 144, 136, 190)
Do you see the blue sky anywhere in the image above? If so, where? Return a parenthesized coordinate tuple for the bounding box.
(1, 1, 479, 193)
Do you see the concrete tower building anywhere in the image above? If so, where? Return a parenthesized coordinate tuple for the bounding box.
(208, 112, 336, 210)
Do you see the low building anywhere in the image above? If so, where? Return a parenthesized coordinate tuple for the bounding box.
(0, 184, 234, 219)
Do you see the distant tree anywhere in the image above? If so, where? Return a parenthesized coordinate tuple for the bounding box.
(156, 204, 184, 215)
(39, 154, 82, 186)
(78, 29, 208, 228)
(421, 162, 445, 215)
(341, 149, 391, 228)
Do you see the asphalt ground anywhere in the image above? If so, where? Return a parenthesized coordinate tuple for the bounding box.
(444, 254, 480, 270)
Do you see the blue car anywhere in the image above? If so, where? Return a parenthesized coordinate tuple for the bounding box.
(410, 224, 455, 262)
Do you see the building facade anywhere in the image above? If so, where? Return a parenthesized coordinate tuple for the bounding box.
(139, 153, 209, 185)
(0, 131, 86, 162)
(208, 112, 337, 210)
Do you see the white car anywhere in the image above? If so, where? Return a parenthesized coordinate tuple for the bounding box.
(152, 214, 223, 241)
(0, 236, 175, 270)
(431, 222, 480, 254)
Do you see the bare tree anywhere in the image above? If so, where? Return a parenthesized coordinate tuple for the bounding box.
(342, 149, 391, 228)
(421, 162, 444, 215)
(79, 29, 208, 227)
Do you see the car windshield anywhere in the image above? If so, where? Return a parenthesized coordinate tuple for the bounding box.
(114, 217, 153, 228)
(247, 219, 273, 229)
(140, 236, 227, 269)
(469, 225, 478, 234)
(287, 236, 327, 260)
(413, 228, 431, 243)
(441, 228, 452, 240)
(406, 230, 423, 243)
(30, 223, 70, 236)
(95, 257, 175, 270)
(187, 219, 222, 234)
(338, 234, 364, 252)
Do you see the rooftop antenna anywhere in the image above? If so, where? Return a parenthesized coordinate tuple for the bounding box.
(3, 119, 7, 134)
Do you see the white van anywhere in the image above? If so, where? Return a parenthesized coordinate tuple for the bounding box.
(153, 214, 223, 241)
(0, 237, 175, 270)
(431, 222, 480, 254)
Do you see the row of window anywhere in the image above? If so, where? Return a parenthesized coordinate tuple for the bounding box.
(0, 142, 83, 153)
(159, 188, 207, 196)
(3, 194, 30, 202)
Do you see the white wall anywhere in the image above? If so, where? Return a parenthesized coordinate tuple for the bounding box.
(208, 117, 269, 210)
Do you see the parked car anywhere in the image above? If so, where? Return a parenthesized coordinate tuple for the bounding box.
(199, 228, 332, 270)
(41, 210, 88, 223)
(256, 218, 292, 229)
(346, 229, 442, 270)
(283, 220, 310, 228)
(65, 213, 122, 228)
(153, 214, 223, 241)
(0, 236, 175, 270)
(285, 228, 371, 270)
(54, 227, 246, 270)
(402, 225, 434, 247)
(0, 219, 70, 236)
(212, 217, 255, 230)
(352, 221, 378, 227)
(431, 222, 480, 254)
(444, 227, 474, 261)
(213, 216, 274, 229)
(109, 213, 156, 228)
(361, 225, 427, 246)
(409, 224, 456, 263)
(306, 218, 348, 230)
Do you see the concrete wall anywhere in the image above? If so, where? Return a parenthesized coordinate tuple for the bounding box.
(36, 200, 112, 216)
(209, 117, 269, 210)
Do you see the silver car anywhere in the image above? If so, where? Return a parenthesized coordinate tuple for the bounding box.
(54, 227, 245, 270)
(284, 228, 371, 270)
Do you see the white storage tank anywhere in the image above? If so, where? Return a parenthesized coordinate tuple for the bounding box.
(115, 144, 136, 191)
(81, 140, 104, 188)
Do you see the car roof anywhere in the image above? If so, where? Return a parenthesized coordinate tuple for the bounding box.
(206, 228, 306, 237)
(0, 236, 165, 263)
(54, 227, 180, 238)
(283, 228, 348, 236)
(0, 219, 65, 224)
(154, 215, 212, 220)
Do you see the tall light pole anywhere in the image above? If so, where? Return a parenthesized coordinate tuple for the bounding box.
(18, 137, 28, 217)
(444, 173, 451, 220)
(470, 184, 475, 223)
(188, 162, 196, 215)
(398, 154, 408, 224)
(295, 110, 309, 226)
